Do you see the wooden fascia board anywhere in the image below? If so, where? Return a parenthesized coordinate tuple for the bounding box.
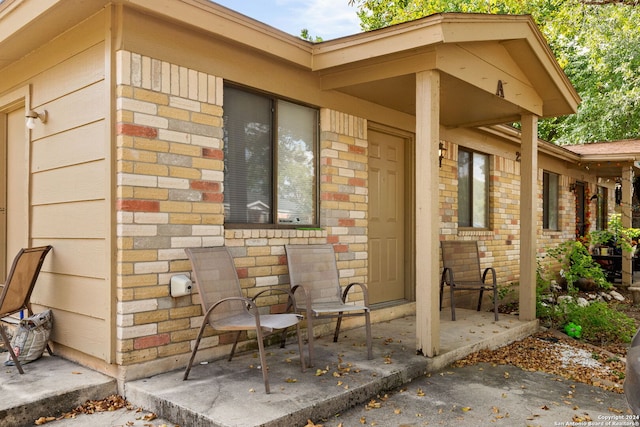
(477, 125, 581, 163)
(439, 16, 579, 117)
(319, 51, 436, 91)
(521, 20, 580, 111)
(437, 43, 543, 116)
(118, 0, 314, 69)
(311, 22, 445, 71)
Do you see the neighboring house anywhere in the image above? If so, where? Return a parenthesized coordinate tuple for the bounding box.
(0, 0, 638, 386)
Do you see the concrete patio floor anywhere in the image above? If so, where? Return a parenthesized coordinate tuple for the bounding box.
(0, 308, 538, 427)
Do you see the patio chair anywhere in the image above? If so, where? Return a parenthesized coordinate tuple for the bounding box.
(0, 245, 53, 374)
(440, 240, 498, 321)
(183, 247, 305, 394)
(283, 244, 372, 367)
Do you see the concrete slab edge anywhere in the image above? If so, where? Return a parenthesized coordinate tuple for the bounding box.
(124, 320, 539, 427)
(0, 381, 118, 427)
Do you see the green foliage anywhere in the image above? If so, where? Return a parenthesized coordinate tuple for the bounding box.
(535, 246, 635, 345)
(568, 301, 635, 344)
(590, 213, 640, 253)
(545, 240, 611, 290)
(497, 282, 516, 301)
(536, 287, 635, 344)
(300, 29, 323, 42)
(350, 0, 640, 144)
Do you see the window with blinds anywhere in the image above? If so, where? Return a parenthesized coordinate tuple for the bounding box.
(223, 85, 318, 226)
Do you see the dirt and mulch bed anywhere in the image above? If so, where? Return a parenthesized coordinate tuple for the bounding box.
(453, 329, 627, 393)
(455, 286, 640, 394)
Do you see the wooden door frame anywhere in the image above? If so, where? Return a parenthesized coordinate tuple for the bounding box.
(368, 122, 416, 302)
(0, 86, 30, 281)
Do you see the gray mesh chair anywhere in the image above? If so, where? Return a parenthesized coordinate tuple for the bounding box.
(183, 247, 305, 394)
(440, 240, 498, 321)
(0, 245, 53, 373)
(283, 244, 372, 366)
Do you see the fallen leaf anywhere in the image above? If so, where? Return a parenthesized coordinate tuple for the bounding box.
(366, 399, 381, 409)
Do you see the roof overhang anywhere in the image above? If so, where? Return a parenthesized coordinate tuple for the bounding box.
(563, 140, 640, 178)
(0, 0, 580, 129)
(312, 13, 580, 127)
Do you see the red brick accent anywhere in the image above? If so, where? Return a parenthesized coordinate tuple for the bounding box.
(349, 145, 365, 155)
(338, 219, 355, 227)
(134, 334, 170, 350)
(236, 267, 248, 279)
(348, 177, 366, 187)
(321, 193, 349, 202)
(117, 123, 158, 138)
(278, 255, 287, 265)
(326, 235, 339, 244)
(219, 331, 246, 345)
(191, 181, 220, 191)
(118, 200, 160, 212)
(333, 244, 348, 253)
(202, 148, 224, 160)
(203, 192, 224, 202)
(270, 303, 288, 314)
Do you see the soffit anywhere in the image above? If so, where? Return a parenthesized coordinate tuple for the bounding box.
(314, 14, 579, 127)
(0, 0, 108, 70)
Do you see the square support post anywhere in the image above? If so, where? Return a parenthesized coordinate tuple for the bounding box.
(622, 166, 634, 286)
(415, 70, 440, 357)
(519, 114, 538, 321)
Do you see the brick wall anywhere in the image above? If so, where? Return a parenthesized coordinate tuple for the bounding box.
(439, 141, 576, 307)
(116, 51, 225, 366)
(115, 49, 578, 370)
(115, 50, 368, 367)
(319, 110, 368, 291)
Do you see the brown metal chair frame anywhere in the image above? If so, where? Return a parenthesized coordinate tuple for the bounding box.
(183, 247, 306, 394)
(0, 245, 53, 373)
(282, 244, 372, 367)
(439, 240, 499, 321)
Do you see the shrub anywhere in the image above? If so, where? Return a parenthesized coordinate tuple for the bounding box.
(545, 240, 611, 291)
(567, 301, 636, 345)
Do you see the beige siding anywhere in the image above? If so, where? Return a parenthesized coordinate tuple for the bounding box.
(2, 12, 112, 361)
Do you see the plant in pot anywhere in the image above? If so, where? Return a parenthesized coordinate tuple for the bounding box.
(590, 213, 635, 255)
